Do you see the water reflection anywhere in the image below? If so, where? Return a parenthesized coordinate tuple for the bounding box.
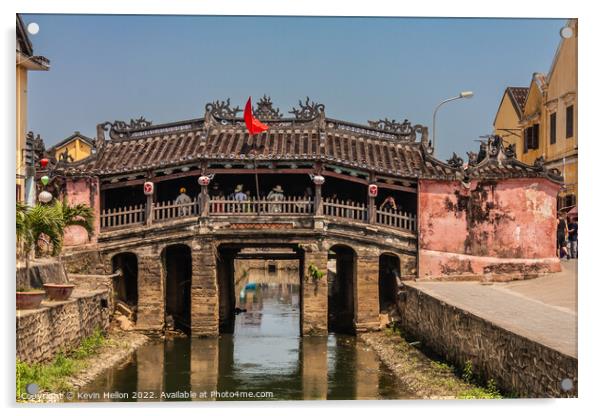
(80, 267, 414, 401)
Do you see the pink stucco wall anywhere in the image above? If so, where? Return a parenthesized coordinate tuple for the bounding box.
(63, 177, 100, 246)
(418, 178, 561, 279)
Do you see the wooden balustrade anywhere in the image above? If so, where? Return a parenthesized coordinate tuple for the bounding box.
(323, 198, 368, 222)
(375, 208, 416, 232)
(208, 196, 314, 215)
(100, 196, 416, 233)
(153, 197, 199, 222)
(100, 204, 146, 229)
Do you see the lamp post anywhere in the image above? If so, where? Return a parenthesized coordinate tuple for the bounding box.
(432, 91, 474, 154)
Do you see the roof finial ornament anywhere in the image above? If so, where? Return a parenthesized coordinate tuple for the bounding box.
(446, 152, 464, 169)
(205, 98, 242, 120)
(254, 95, 282, 120)
(368, 118, 413, 135)
(289, 97, 325, 120)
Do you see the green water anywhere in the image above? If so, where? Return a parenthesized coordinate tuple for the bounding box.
(78, 283, 414, 401)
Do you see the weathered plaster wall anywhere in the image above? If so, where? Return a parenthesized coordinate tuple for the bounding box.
(16, 290, 110, 364)
(397, 285, 577, 397)
(63, 177, 100, 246)
(418, 178, 560, 279)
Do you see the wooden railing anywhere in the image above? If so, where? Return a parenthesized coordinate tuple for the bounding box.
(99, 196, 416, 233)
(100, 204, 146, 229)
(323, 198, 367, 222)
(208, 196, 314, 215)
(153, 197, 199, 222)
(376, 208, 416, 232)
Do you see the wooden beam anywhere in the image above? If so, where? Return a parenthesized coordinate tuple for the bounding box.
(235, 253, 301, 260)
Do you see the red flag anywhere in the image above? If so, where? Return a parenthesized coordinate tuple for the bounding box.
(244, 97, 269, 136)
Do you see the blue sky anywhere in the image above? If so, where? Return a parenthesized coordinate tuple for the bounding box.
(22, 14, 565, 159)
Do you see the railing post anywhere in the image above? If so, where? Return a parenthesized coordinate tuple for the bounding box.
(200, 185, 209, 218)
(368, 194, 376, 224)
(311, 174, 325, 216)
(145, 194, 153, 225)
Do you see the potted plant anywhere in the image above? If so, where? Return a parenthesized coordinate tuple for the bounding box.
(42, 283, 76, 301)
(16, 287, 46, 310)
(16, 201, 94, 305)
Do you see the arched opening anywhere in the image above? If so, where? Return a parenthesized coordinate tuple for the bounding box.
(216, 246, 237, 333)
(162, 244, 192, 333)
(327, 245, 356, 334)
(112, 252, 138, 307)
(379, 253, 400, 313)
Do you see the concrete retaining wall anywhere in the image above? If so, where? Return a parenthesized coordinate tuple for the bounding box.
(16, 290, 111, 364)
(397, 284, 577, 397)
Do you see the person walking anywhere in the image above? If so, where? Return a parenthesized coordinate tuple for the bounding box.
(568, 217, 578, 259)
(557, 214, 569, 259)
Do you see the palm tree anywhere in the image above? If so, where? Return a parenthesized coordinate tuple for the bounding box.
(16, 201, 94, 258)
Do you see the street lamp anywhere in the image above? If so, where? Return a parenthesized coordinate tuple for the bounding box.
(432, 91, 474, 154)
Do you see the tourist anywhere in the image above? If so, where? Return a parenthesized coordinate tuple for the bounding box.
(234, 184, 247, 213)
(175, 187, 192, 216)
(380, 196, 397, 211)
(267, 185, 285, 213)
(557, 214, 568, 259)
(568, 217, 578, 259)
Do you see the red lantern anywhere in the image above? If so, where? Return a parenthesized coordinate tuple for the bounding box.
(368, 184, 378, 197)
(40, 158, 49, 168)
(143, 182, 154, 195)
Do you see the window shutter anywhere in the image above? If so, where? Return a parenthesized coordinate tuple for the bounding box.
(550, 113, 557, 144)
(566, 105, 574, 138)
(523, 129, 528, 153)
(533, 123, 539, 149)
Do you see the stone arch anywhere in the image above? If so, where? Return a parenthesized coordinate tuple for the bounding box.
(161, 243, 192, 332)
(327, 243, 357, 334)
(378, 252, 401, 313)
(111, 252, 138, 307)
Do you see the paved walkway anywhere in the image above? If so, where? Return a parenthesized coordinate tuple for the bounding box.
(407, 260, 577, 358)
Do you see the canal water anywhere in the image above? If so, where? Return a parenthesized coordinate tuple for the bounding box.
(79, 269, 414, 401)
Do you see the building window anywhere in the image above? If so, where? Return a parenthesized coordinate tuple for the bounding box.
(523, 123, 540, 152)
(550, 113, 556, 144)
(559, 194, 576, 210)
(566, 105, 574, 138)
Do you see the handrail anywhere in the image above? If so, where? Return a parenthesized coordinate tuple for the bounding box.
(99, 196, 416, 233)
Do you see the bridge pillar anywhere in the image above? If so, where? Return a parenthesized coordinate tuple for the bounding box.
(301, 243, 328, 335)
(355, 247, 380, 332)
(190, 240, 219, 336)
(136, 247, 165, 331)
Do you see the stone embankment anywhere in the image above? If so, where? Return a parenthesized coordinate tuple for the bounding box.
(396, 282, 577, 397)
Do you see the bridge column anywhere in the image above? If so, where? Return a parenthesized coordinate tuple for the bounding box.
(355, 247, 380, 332)
(190, 239, 219, 336)
(136, 246, 165, 330)
(301, 243, 328, 335)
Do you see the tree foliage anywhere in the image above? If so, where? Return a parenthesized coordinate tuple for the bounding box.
(16, 201, 94, 257)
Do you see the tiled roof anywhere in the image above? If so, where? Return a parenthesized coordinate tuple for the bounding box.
(54, 98, 563, 184)
(66, 120, 432, 178)
(507, 87, 529, 115)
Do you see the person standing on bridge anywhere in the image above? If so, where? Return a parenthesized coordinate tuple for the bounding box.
(267, 185, 285, 213)
(175, 187, 192, 216)
(234, 184, 248, 213)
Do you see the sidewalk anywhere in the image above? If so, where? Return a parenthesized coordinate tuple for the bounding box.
(406, 260, 577, 358)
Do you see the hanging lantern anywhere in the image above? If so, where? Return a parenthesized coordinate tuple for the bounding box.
(368, 184, 378, 197)
(40, 158, 49, 168)
(198, 175, 211, 186)
(40, 175, 50, 186)
(311, 174, 325, 185)
(38, 190, 53, 203)
(143, 181, 154, 196)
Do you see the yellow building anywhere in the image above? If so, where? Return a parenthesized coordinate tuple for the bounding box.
(16, 14, 49, 203)
(51, 132, 94, 162)
(493, 19, 577, 211)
